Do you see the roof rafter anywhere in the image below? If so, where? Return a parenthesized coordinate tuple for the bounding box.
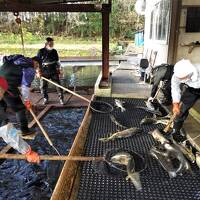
(0, 0, 111, 12)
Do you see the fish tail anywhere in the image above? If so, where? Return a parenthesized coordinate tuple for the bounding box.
(99, 138, 108, 142)
(122, 107, 126, 112)
(126, 173, 142, 191)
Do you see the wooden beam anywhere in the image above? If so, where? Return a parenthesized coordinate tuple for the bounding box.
(0, 3, 108, 12)
(167, 0, 182, 64)
(51, 96, 93, 200)
(28, 105, 52, 128)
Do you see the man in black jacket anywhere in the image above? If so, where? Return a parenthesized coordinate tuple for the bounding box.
(146, 64, 174, 110)
(37, 37, 64, 105)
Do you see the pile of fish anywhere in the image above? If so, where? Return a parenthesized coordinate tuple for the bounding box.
(149, 129, 193, 178)
(110, 151, 142, 191)
(99, 127, 141, 142)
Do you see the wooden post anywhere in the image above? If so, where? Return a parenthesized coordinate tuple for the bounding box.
(101, 3, 111, 87)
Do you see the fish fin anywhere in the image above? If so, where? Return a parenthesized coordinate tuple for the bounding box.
(122, 107, 126, 112)
(125, 176, 130, 181)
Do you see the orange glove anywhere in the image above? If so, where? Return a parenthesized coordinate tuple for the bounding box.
(173, 102, 180, 115)
(25, 147, 40, 164)
(36, 69, 42, 78)
(24, 100, 32, 110)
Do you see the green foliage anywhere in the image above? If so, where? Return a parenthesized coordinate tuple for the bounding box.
(0, 0, 144, 40)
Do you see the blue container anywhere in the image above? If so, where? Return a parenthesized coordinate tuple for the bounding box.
(135, 30, 144, 46)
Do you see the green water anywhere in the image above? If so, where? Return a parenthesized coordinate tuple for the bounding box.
(32, 65, 102, 88)
(61, 65, 101, 87)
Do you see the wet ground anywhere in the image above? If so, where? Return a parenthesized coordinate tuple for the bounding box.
(0, 108, 86, 200)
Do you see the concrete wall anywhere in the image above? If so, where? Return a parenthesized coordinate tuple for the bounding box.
(144, 0, 170, 65)
(176, 0, 200, 64)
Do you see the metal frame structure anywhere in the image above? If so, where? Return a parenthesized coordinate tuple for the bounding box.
(0, 0, 112, 86)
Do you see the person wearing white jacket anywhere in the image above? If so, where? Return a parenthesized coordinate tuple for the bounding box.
(0, 75, 40, 163)
(171, 59, 200, 143)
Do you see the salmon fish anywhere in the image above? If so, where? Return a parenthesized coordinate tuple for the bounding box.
(99, 127, 141, 142)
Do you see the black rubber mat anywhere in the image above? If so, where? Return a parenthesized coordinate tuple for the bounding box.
(77, 97, 200, 200)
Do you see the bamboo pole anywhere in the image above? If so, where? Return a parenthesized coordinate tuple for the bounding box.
(0, 153, 104, 161)
(41, 77, 91, 103)
(29, 108, 61, 155)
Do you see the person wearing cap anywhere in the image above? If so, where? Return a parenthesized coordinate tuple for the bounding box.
(146, 63, 174, 110)
(0, 76, 40, 163)
(37, 37, 64, 105)
(171, 59, 200, 143)
(0, 54, 41, 136)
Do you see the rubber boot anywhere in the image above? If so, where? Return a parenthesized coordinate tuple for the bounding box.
(59, 93, 64, 105)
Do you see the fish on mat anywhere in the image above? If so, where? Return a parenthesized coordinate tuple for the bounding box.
(115, 99, 126, 112)
(173, 142, 195, 163)
(111, 152, 142, 191)
(150, 129, 192, 175)
(110, 114, 127, 129)
(150, 146, 177, 178)
(195, 152, 200, 168)
(135, 106, 162, 116)
(111, 151, 132, 165)
(99, 127, 141, 142)
(140, 116, 169, 126)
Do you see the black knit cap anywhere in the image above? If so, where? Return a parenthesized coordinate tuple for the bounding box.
(46, 37, 54, 42)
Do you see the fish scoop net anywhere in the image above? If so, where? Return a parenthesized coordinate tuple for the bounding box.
(90, 100, 113, 114)
(92, 149, 146, 177)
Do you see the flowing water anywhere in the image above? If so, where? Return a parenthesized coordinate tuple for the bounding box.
(0, 108, 85, 200)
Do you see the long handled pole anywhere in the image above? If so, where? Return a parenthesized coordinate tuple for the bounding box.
(0, 153, 104, 161)
(163, 113, 176, 133)
(29, 108, 61, 155)
(41, 76, 90, 103)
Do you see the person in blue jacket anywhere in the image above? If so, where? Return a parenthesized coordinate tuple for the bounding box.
(0, 54, 41, 136)
(0, 75, 40, 163)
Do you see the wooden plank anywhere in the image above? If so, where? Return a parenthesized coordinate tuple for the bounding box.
(51, 97, 93, 200)
(0, 145, 12, 154)
(28, 105, 53, 128)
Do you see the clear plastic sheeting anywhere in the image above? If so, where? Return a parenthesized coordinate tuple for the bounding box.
(0, 123, 29, 154)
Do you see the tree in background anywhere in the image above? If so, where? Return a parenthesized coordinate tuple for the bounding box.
(0, 0, 144, 40)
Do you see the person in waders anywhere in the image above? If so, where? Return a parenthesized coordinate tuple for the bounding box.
(37, 37, 64, 105)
